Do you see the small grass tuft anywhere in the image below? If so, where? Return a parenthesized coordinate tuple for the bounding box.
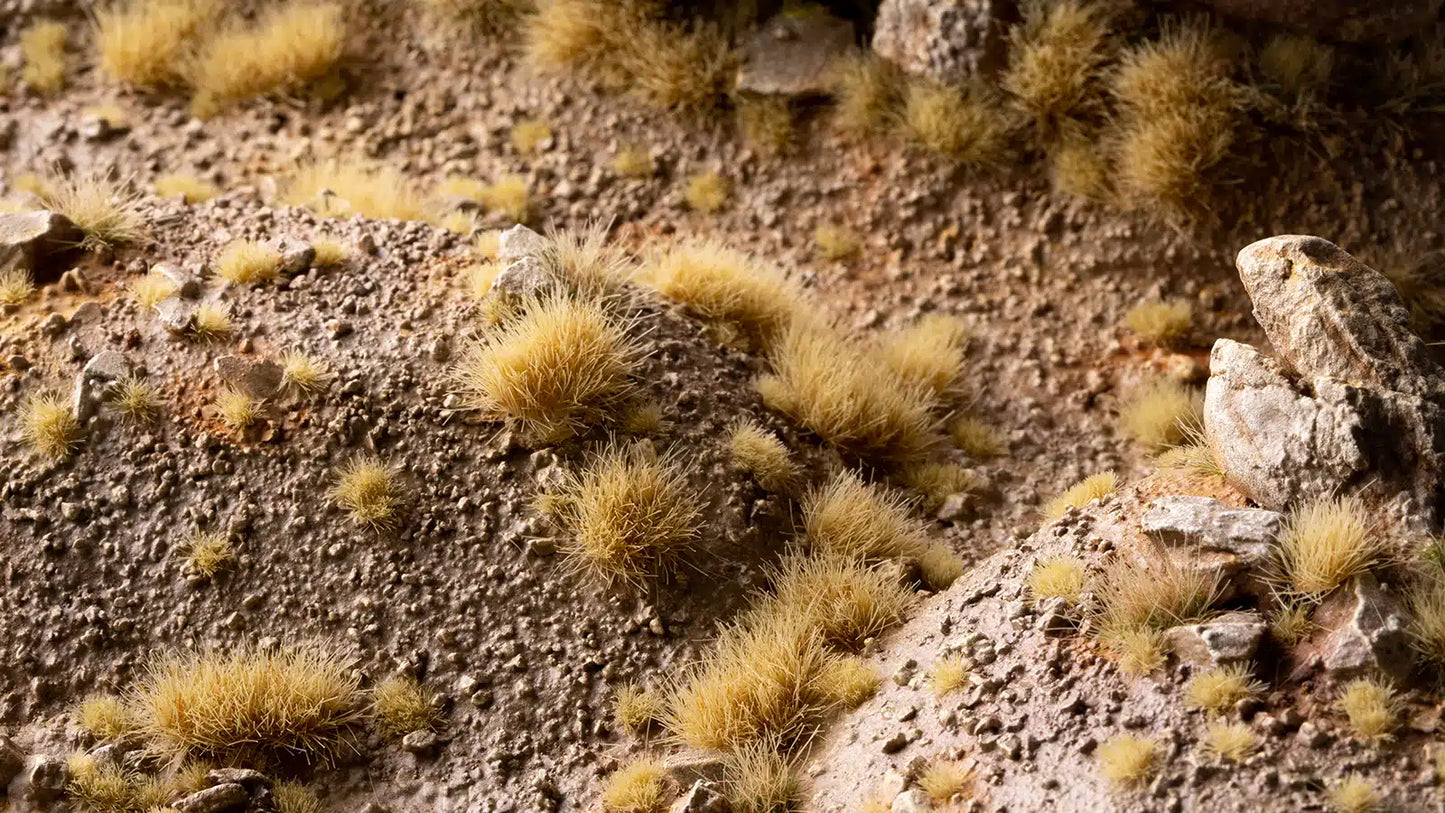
(902, 78, 1010, 164)
(1097, 554, 1220, 633)
(901, 461, 981, 513)
(1185, 663, 1262, 716)
(1097, 733, 1156, 788)
(644, 239, 805, 351)
(730, 420, 797, 492)
(612, 146, 654, 178)
(875, 313, 969, 396)
(1408, 578, 1445, 672)
(215, 240, 282, 285)
(510, 118, 552, 154)
(75, 694, 140, 740)
(819, 656, 881, 707)
(1259, 34, 1333, 97)
(602, 757, 668, 813)
(273, 781, 323, 813)
(1271, 601, 1315, 646)
(620, 401, 663, 435)
(1029, 556, 1086, 603)
(1329, 774, 1381, 813)
(949, 416, 1005, 458)
(0, 268, 36, 305)
(1278, 496, 1382, 598)
(685, 170, 729, 214)
(1201, 720, 1257, 762)
(132, 643, 365, 765)
(1049, 132, 1112, 200)
(1125, 299, 1193, 347)
(481, 174, 530, 223)
(724, 740, 800, 813)
(311, 237, 351, 268)
(1337, 677, 1395, 741)
(930, 654, 969, 696)
(20, 21, 68, 94)
(453, 294, 637, 442)
(94, 0, 220, 88)
(1002, 0, 1114, 140)
(1106, 627, 1168, 674)
(1041, 471, 1117, 521)
(66, 756, 142, 813)
(813, 223, 860, 261)
(154, 173, 219, 203)
(37, 169, 145, 249)
(372, 675, 439, 738)
(1119, 378, 1201, 451)
(186, 529, 234, 577)
(331, 456, 402, 530)
(216, 388, 259, 431)
(759, 554, 914, 651)
(281, 349, 333, 396)
(833, 52, 902, 135)
(23, 393, 80, 459)
(555, 444, 702, 584)
(191, 301, 233, 342)
(918, 759, 974, 805)
(189, 2, 347, 117)
(918, 544, 966, 590)
(613, 683, 663, 735)
(129, 271, 178, 309)
(803, 472, 929, 570)
(737, 96, 794, 155)
(286, 160, 426, 221)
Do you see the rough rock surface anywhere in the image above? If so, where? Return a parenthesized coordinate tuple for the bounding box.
(872, 0, 1015, 84)
(1165, 610, 1265, 666)
(736, 10, 855, 96)
(0, 210, 83, 282)
(1205, 236, 1445, 526)
(1291, 573, 1413, 682)
(1188, 0, 1443, 44)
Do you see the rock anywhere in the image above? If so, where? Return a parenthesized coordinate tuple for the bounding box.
(73, 350, 131, 422)
(204, 767, 271, 791)
(664, 750, 729, 787)
(15, 754, 68, 804)
(214, 355, 285, 400)
(1165, 610, 1266, 666)
(736, 10, 855, 96)
(265, 235, 315, 276)
(1205, 236, 1445, 526)
(872, 0, 1014, 84)
(497, 223, 546, 263)
(0, 210, 84, 282)
(1144, 496, 1282, 597)
(401, 729, 439, 755)
(892, 788, 934, 812)
(153, 262, 202, 298)
(0, 735, 23, 786)
(491, 256, 554, 298)
(1292, 573, 1413, 682)
(1186, 0, 1442, 44)
(59, 268, 88, 293)
(156, 295, 201, 334)
(671, 780, 730, 813)
(175, 782, 249, 813)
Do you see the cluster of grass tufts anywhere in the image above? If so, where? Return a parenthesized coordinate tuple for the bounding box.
(1041, 471, 1117, 521)
(1097, 554, 1219, 674)
(803, 472, 961, 589)
(67, 755, 171, 813)
(372, 675, 440, 738)
(1002, 0, 1116, 141)
(188, 3, 347, 117)
(553, 443, 703, 584)
(644, 239, 805, 350)
(37, 169, 146, 249)
(729, 420, 797, 492)
(1119, 378, 1201, 451)
(286, 159, 427, 221)
(1278, 496, 1382, 598)
(331, 456, 403, 530)
(1336, 677, 1395, 741)
(94, 0, 221, 89)
(453, 293, 637, 442)
(132, 643, 366, 765)
(20, 21, 68, 94)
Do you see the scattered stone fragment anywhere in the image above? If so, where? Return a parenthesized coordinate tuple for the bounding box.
(671, 780, 730, 813)
(15, 754, 68, 804)
(402, 729, 439, 755)
(175, 781, 249, 813)
(214, 355, 285, 400)
(497, 223, 546, 263)
(737, 10, 855, 96)
(892, 788, 934, 813)
(1166, 610, 1265, 667)
(265, 235, 316, 276)
(73, 350, 131, 422)
(153, 262, 202, 298)
(491, 256, 554, 298)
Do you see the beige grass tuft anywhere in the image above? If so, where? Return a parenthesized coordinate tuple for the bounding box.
(20, 21, 67, 94)
(311, 237, 351, 268)
(129, 271, 178, 308)
(1119, 378, 1201, 451)
(1041, 471, 1117, 521)
(1097, 733, 1156, 787)
(23, 393, 80, 459)
(918, 759, 974, 805)
(602, 757, 668, 813)
(737, 96, 794, 155)
(813, 223, 860, 261)
(154, 173, 219, 203)
(555, 444, 702, 584)
(1028, 556, 1086, 603)
(613, 683, 664, 735)
(215, 240, 282, 285)
(510, 118, 552, 154)
(930, 654, 969, 696)
(1050, 132, 1112, 200)
(481, 174, 530, 223)
(1336, 677, 1395, 741)
(281, 349, 333, 395)
(1330, 774, 1381, 813)
(729, 420, 797, 492)
(1408, 578, 1445, 671)
(612, 146, 654, 178)
(273, 781, 324, 813)
(1124, 299, 1193, 347)
(1097, 554, 1220, 633)
(1201, 720, 1256, 762)
(331, 456, 403, 530)
(1259, 34, 1333, 97)
(191, 301, 233, 342)
(453, 294, 637, 442)
(286, 159, 426, 221)
(803, 472, 928, 567)
(875, 313, 969, 396)
(0, 268, 36, 305)
(833, 52, 902, 135)
(216, 388, 259, 431)
(724, 741, 800, 813)
(902, 78, 1010, 164)
(94, 0, 221, 88)
(949, 415, 1006, 458)
(189, 2, 347, 117)
(685, 171, 730, 214)
(372, 675, 440, 737)
(186, 529, 235, 577)
(901, 461, 981, 513)
(644, 239, 805, 350)
(1270, 601, 1315, 646)
(1002, 0, 1115, 139)
(1107, 627, 1167, 675)
(1278, 496, 1382, 598)
(756, 554, 914, 651)
(75, 694, 140, 740)
(1185, 663, 1262, 716)
(37, 169, 145, 249)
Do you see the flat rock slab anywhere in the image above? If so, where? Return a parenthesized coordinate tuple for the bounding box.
(1142, 496, 1283, 557)
(214, 355, 284, 400)
(737, 10, 855, 96)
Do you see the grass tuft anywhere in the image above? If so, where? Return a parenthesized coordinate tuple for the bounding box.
(510, 118, 552, 154)
(481, 174, 530, 223)
(1329, 774, 1381, 813)
(875, 314, 969, 397)
(644, 239, 805, 351)
(1097, 554, 1220, 633)
(901, 461, 981, 513)
(281, 349, 333, 396)
(602, 757, 668, 813)
(1097, 734, 1156, 788)
(311, 237, 351, 268)
(613, 146, 654, 178)
(1336, 678, 1395, 741)
(20, 21, 68, 94)
(191, 301, 233, 342)
(613, 683, 663, 735)
(0, 268, 36, 305)
(930, 654, 970, 696)
(75, 694, 140, 740)
(737, 96, 794, 155)
(1002, 0, 1114, 140)
(37, 169, 145, 249)
(1041, 471, 1117, 521)
(129, 271, 178, 308)
(803, 472, 928, 571)
(1408, 578, 1445, 672)
(813, 223, 860, 261)
(949, 416, 1005, 458)
(94, 0, 221, 88)
(189, 2, 347, 117)
(1049, 132, 1112, 200)
(372, 675, 439, 738)
(1270, 601, 1315, 646)
(1124, 299, 1192, 347)
(1185, 664, 1262, 716)
(1278, 496, 1382, 598)
(685, 171, 730, 214)
(918, 759, 974, 805)
(833, 52, 902, 135)
(286, 159, 426, 221)
(273, 781, 323, 813)
(730, 420, 797, 492)
(23, 393, 80, 459)
(186, 529, 234, 577)
(154, 173, 219, 203)
(331, 456, 403, 530)
(1201, 720, 1256, 762)
(555, 444, 702, 584)
(131, 643, 365, 765)
(758, 554, 914, 651)
(902, 78, 1010, 164)
(724, 741, 800, 813)
(453, 294, 637, 442)
(1107, 627, 1167, 674)
(1029, 556, 1086, 603)
(1259, 34, 1332, 97)
(215, 240, 282, 285)
(1119, 378, 1201, 451)
(216, 388, 259, 431)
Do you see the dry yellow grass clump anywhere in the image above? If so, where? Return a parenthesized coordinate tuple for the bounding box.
(1098, 555, 1220, 634)
(902, 461, 981, 513)
(1408, 578, 1445, 671)
(331, 456, 403, 530)
(482, 174, 530, 223)
(758, 324, 938, 464)
(1330, 775, 1381, 813)
(1049, 133, 1112, 200)
(803, 472, 963, 588)
(539, 222, 634, 296)
(1278, 496, 1382, 598)
(1259, 33, 1333, 97)
(725, 741, 801, 813)
(756, 554, 914, 651)
(1119, 378, 1201, 450)
(189, 2, 347, 117)
(191, 301, 233, 342)
(129, 271, 178, 309)
(154, 173, 219, 203)
(902, 78, 1010, 164)
(0, 268, 36, 305)
(186, 529, 234, 577)
(1002, 0, 1114, 139)
(555, 444, 702, 584)
(875, 314, 969, 396)
(94, 0, 221, 88)
(1125, 299, 1193, 346)
(215, 240, 282, 285)
(1270, 601, 1315, 646)
(511, 118, 552, 153)
(1041, 471, 1117, 520)
(281, 349, 333, 395)
(601, 757, 667, 813)
(833, 52, 903, 135)
(613, 683, 664, 735)
(454, 294, 637, 441)
(372, 675, 439, 737)
(37, 170, 145, 249)
(20, 21, 67, 94)
(131, 644, 365, 764)
(737, 96, 794, 155)
(1201, 720, 1256, 762)
(216, 388, 259, 431)
(930, 654, 970, 696)
(612, 146, 654, 178)
(1028, 556, 1086, 603)
(729, 420, 797, 492)
(23, 393, 80, 459)
(685, 171, 730, 213)
(918, 759, 974, 805)
(644, 239, 805, 350)
(1185, 663, 1262, 715)
(950, 415, 1005, 458)
(813, 223, 860, 261)
(273, 781, 324, 813)
(1097, 733, 1156, 787)
(67, 756, 170, 813)
(1337, 678, 1395, 740)
(311, 237, 351, 268)
(75, 694, 140, 740)
(286, 160, 427, 221)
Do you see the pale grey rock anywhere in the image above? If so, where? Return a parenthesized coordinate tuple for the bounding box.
(175, 782, 248, 813)
(265, 235, 315, 275)
(214, 355, 284, 400)
(664, 750, 729, 787)
(1166, 610, 1265, 666)
(1292, 574, 1413, 682)
(872, 0, 1013, 84)
(737, 11, 855, 96)
(14, 754, 68, 804)
(491, 256, 553, 298)
(401, 729, 439, 755)
(0, 210, 82, 280)
(892, 788, 934, 812)
(152, 262, 202, 298)
(1143, 496, 1283, 555)
(671, 780, 730, 813)
(156, 295, 201, 334)
(73, 350, 130, 421)
(497, 223, 546, 264)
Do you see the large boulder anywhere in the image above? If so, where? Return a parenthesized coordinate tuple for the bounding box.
(1186, 0, 1442, 45)
(871, 0, 1016, 84)
(1204, 236, 1445, 528)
